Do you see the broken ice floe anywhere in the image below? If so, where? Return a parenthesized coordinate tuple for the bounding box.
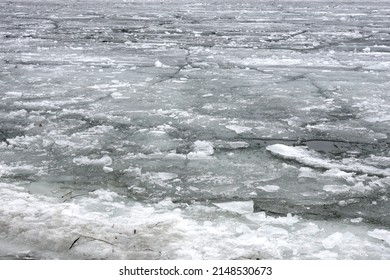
(266, 144, 390, 177)
(187, 140, 215, 160)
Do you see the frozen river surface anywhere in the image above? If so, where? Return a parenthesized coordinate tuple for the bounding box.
(1, 0, 390, 259)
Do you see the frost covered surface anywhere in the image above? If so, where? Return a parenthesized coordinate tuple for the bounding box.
(1, 0, 390, 259)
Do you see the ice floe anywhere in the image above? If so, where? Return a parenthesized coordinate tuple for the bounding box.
(266, 144, 390, 177)
(256, 185, 280, 193)
(187, 140, 215, 160)
(368, 229, 390, 246)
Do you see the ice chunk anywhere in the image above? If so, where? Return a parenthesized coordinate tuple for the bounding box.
(151, 172, 178, 181)
(323, 185, 352, 194)
(312, 251, 339, 259)
(6, 109, 28, 118)
(267, 144, 335, 168)
(103, 166, 113, 173)
(351, 217, 363, 223)
(256, 185, 280, 192)
(298, 167, 317, 179)
(241, 57, 301, 66)
(322, 168, 353, 179)
(368, 229, 390, 245)
(226, 125, 252, 134)
(111, 92, 125, 99)
(91, 189, 119, 202)
(266, 144, 390, 177)
(194, 140, 214, 154)
(214, 201, 254, 214)
(323, 182, 371, 194)
(154, 60, 168, 68)
(124, 166, 142, 177)
(164, 153, 187, 160)
(322, 232, 343, 249)
(364, 114, 390, 123)
(256, 225, 289, 237)
(363, 47, 371, 53)
(148, 130, 166, 136)
(5, 91, 23, 97)
(297, 223, 321, 235)
(0, 163, 39, 178)
(73, 155, 112, 166)
(187, 140, 214, 160)
(213, 140, 249, 150)
(226, 141, 249, 149)
(373, 133, 387, 140)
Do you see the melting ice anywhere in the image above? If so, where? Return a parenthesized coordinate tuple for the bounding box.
(1, 0, 390, 259)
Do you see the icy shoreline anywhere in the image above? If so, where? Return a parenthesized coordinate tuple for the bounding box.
(2, 182, 390, 259)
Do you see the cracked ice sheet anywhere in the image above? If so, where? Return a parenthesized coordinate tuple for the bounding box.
(1, 182, 390, 260)
(1, 0, 390, 259)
